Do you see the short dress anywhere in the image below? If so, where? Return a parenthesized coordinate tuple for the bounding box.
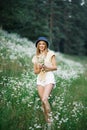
(32, 50, 56, 87)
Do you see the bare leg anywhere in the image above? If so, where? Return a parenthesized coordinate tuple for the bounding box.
(42, 84, 54, 123)
(37, 86, 47, 120)
(37, 84, 54, 123)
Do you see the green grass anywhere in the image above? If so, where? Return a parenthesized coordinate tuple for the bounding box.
(51, 75, 87, 130)
(63, 53, 87, 65)
(1, 59, 87, 130)
(0, 29, 87, 130)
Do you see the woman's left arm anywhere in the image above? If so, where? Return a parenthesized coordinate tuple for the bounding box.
(44, 55, 57, 72)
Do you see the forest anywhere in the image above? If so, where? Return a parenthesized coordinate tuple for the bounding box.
(0, 0, 87, 55)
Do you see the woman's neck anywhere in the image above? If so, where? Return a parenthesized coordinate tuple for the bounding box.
(40, 51, 45, 54)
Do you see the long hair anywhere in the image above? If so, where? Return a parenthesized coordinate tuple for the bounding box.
(36, 42, 48, 55)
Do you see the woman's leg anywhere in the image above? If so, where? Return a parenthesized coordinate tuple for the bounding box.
(37, 85, 44, 100)
(37, 84, 54, 123)
(42, 83, 54, 123)
(37, 86, 47, 120)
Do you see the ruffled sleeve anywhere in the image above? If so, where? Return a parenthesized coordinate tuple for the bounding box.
(44, 50, 55, 67)
(49, 50, 55, 58)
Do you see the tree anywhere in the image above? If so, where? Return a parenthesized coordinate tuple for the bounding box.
(0, 0, 87, 55)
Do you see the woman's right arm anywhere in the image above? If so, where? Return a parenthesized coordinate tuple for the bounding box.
(33, 63, 41, 74)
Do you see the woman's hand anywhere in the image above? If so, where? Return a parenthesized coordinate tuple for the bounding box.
(42, 64, 57, 72)
(39, 64, 43, 69)
(39, 64, 46, 72)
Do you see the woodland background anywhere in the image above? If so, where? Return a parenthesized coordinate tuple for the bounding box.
(0, 0, 87, 55)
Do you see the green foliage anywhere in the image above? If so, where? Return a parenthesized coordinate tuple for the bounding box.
(0, 30, 87, 130)
(0, 0, 87, 55)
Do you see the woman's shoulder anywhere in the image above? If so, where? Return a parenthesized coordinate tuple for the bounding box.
(47, 50, 55, 56)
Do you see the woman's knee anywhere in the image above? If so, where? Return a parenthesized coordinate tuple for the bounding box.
(42, 96, 48, 104)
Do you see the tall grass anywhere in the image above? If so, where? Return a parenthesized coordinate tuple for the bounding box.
(51, 75, 87, 130)
(0, 29, 87, 130)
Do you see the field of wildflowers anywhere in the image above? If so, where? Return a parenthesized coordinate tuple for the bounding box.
(0, 29, 87, 130)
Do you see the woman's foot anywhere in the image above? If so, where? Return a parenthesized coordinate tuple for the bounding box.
(47, 112, 53, 123)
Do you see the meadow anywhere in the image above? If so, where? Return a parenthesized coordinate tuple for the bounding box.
(0, 29, 87, 130)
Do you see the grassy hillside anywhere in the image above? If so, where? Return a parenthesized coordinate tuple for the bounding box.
(0, 29, 87, 130)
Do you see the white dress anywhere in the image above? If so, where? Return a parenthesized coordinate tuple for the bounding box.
(32, 50, 56, 86)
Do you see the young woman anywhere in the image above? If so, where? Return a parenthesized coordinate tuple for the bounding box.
(32, 37, 57, 123)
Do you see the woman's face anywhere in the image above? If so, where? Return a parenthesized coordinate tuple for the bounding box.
(38, 41, 47, 52)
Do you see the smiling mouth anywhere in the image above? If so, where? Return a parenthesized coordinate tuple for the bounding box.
(40, 47, 44, 49)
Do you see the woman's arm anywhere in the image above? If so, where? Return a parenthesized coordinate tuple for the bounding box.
(33, 63, 42, 74)
(33, 55, 57, 73)
(44, 55, 57, 72)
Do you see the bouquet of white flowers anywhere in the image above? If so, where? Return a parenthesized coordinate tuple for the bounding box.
(37, 54, 46, 81)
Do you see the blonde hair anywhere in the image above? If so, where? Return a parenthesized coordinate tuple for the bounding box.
(36, 42, 48, 55)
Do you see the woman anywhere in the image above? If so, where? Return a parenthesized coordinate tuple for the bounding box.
(32, 37, 57, 123)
